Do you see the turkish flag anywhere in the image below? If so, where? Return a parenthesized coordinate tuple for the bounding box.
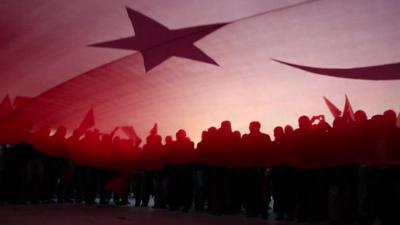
(0, 0, 399, 144)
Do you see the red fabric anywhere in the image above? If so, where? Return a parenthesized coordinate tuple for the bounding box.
(343, 95, 355, 123)
(78, 108, 95, 132)
(0, 95, 13, 120)
(13, 96, 33, 109)
(323, 96, 342, 119)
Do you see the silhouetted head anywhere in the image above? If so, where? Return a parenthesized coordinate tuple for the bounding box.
(38, 126, 51, 136)
(284, 125, 294, 134)
(125, 138, 135, 148)
(298, 115, 311, 130)
(207, 127, 218, 140)
(176, 129, 187, 141)
(71, 129, 83, 139)
(84, 130, 95, 140)
(92, 129, 101, 139)
(54, 126, 67, 138)
(113, 136, 121, 145)
(146, 132, 162, 145)
(165, 135, 173, 145)
(273, 126, 284, 139)
(354, 110, 368, 123)
(154, 135, 162, 144)
(233, 130, 241, 140)
(383, 109, 397, 126)
(370, 115, 385, 132)
(249, 121, 261, 134)
(333, 117, 346, 130)
(208, 126, 217, 133)
(201, 131, 208, 141)
(220, 120, 232, 133)
(102, 134, 112, 144)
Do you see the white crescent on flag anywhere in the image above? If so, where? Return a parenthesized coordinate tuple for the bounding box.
(0, 0, 399, 141)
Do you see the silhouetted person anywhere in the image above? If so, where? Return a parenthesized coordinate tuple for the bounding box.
(3, 122, 33, 203)
(241, 121, 271, 217)
(42, 126, 68, 203)
(207, 121, 234, 215)
(134, 131, 162, 207)
(82, 130, 101, 204)
(0, 144, 6, 203)
(167, 129, 194, 212)
(271, 126, 292, 220)
(112, 137, 131, 205)
(194, 131, 207, 211)
(363, 110, 400, 225)
(227, 130, 244, 215)
(65, 129, 84, 203)
(28, 126, 50, 203)
(97, 134, 114, 204)
(143, 131, 164, 208)
(292, 115, 323, 222)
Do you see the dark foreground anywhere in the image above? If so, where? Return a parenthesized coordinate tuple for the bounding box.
(0, 204, 314, 225)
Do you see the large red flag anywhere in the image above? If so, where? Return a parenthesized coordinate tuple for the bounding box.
(342, 95, 355, 123)
(323, 96, 341, 119)
(1, 0, 400, 143)
(78, 108, 95, 132)
(0, 95, 13, 120)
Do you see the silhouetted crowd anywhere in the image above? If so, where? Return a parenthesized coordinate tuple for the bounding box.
(0, 109, 399, 225)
